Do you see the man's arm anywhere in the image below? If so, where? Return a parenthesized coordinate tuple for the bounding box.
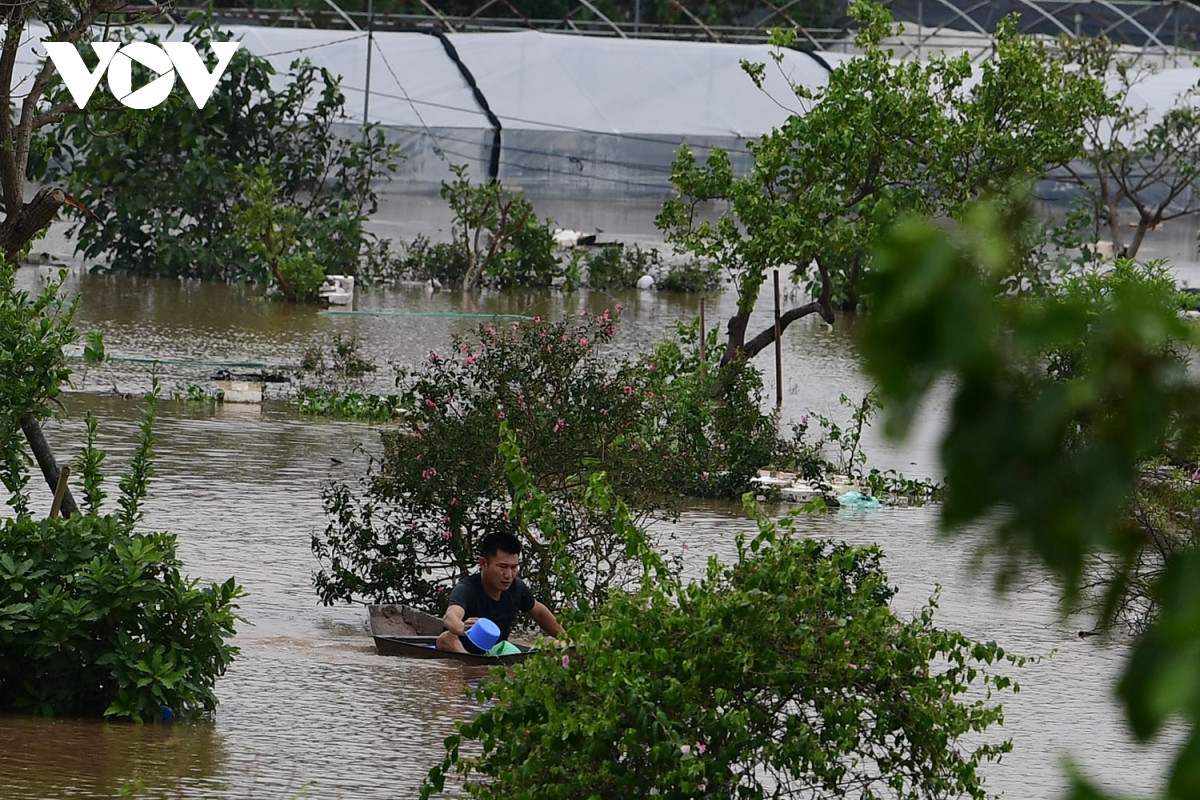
(529, 601, 565, 638)
(443, 604, 476, 637)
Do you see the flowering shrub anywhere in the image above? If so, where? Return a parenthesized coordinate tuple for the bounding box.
(313, 311, 789, 612)
(421, 503, 1021, 800)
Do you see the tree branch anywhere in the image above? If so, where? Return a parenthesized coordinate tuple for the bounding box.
(741, 302, 828, 360)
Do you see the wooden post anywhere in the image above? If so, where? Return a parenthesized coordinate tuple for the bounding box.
(773, 270, 783, 409)
(22, 417, 78, 518)
(49, 464, 71, 519)
(699, 295, 706, 377)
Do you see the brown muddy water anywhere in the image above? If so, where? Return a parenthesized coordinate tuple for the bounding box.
(0, 247, 1179, 798)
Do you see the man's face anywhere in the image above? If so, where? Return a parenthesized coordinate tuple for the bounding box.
(480, 548, 520, 594)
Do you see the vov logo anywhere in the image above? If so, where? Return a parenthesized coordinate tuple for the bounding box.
(44, 41, 241, 110)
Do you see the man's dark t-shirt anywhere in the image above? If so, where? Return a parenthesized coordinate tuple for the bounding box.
(447, 574, 535, 653)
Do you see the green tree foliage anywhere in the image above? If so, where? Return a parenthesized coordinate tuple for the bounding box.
(312, 312, 791, 612)
(45, 25, 400, 285)
(233, 164, 331, 302)
(860, 199, 1200, 798)
(656, 1, 1107, 367)
(0, 514, 244, 722)
(422, 503, 1020, 800)
(440, 165, 560, 291)
(0, 0, 149, 256)
(0, 263, 78, 517)
(0, 263, 244, 724)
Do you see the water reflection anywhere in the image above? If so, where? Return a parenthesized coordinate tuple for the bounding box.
(0, 713, 225, 799)
(0, 265, 1175, 798)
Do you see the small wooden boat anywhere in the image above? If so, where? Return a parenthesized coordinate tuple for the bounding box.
(373, 634, 538, 665)
(367, 603, 539, 665)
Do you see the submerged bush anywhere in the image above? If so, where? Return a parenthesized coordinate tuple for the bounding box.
(0, 263, 245, 724)
(422, 506, 1021, 800)
(0, 514, 243, 722)
(312, 309, 803, 611)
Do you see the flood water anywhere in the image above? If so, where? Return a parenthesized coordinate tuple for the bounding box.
(0, 208, 1185, 798)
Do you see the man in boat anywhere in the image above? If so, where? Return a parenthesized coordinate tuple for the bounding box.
(436, 531, 565, 654)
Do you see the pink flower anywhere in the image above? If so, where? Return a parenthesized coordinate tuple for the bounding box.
(442, 531, 452, 540)
(606, 325, 616, 336)
(498, 411, 506, 420)
(580, 337, 589, 347)
(623, 385, 633, 395)
(682, 542, 690, 550)
(487, 327, 496, 336)
(553, 419, 564, 433)
(465, 355, 477, 366)
(562, 654, 570, 668)
(421, 468, 438, 479)
(600, 408, 608, 415)
(615, 304, 623, 312)
(425, 398, 437, 409)
(429, 352, 441, 362)
(696, 743, 707, 755)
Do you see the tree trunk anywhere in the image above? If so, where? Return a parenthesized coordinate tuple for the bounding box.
(20, 416, 78, 517)
(2, 185, 78, 516)
(0, 186, 67, 259)
(719, 309, 750, 367)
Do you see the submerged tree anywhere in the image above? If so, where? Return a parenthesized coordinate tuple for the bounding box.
(1060, 36, 1200, 260)
(656, 0, 1107, 369)
(44, 23, 400, 293)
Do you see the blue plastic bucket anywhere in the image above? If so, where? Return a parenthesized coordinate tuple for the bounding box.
(466, 618, 501, 651)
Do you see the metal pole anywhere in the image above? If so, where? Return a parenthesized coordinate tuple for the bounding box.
(699, 296, 706, 378)
(1174, 6, 1181, 68)
(917, 0, 923, 59)
(634, 0, 641, 36)
(362, 0, 374, 127)
(773, 270, 782, 410)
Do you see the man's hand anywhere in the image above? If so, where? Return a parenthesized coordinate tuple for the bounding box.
(442, 604, 472, 638)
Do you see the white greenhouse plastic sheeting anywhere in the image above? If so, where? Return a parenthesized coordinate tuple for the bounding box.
(10, 23, 1200, 197)
(233, 27, 837, 195)
(16, 23, 834, 196)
